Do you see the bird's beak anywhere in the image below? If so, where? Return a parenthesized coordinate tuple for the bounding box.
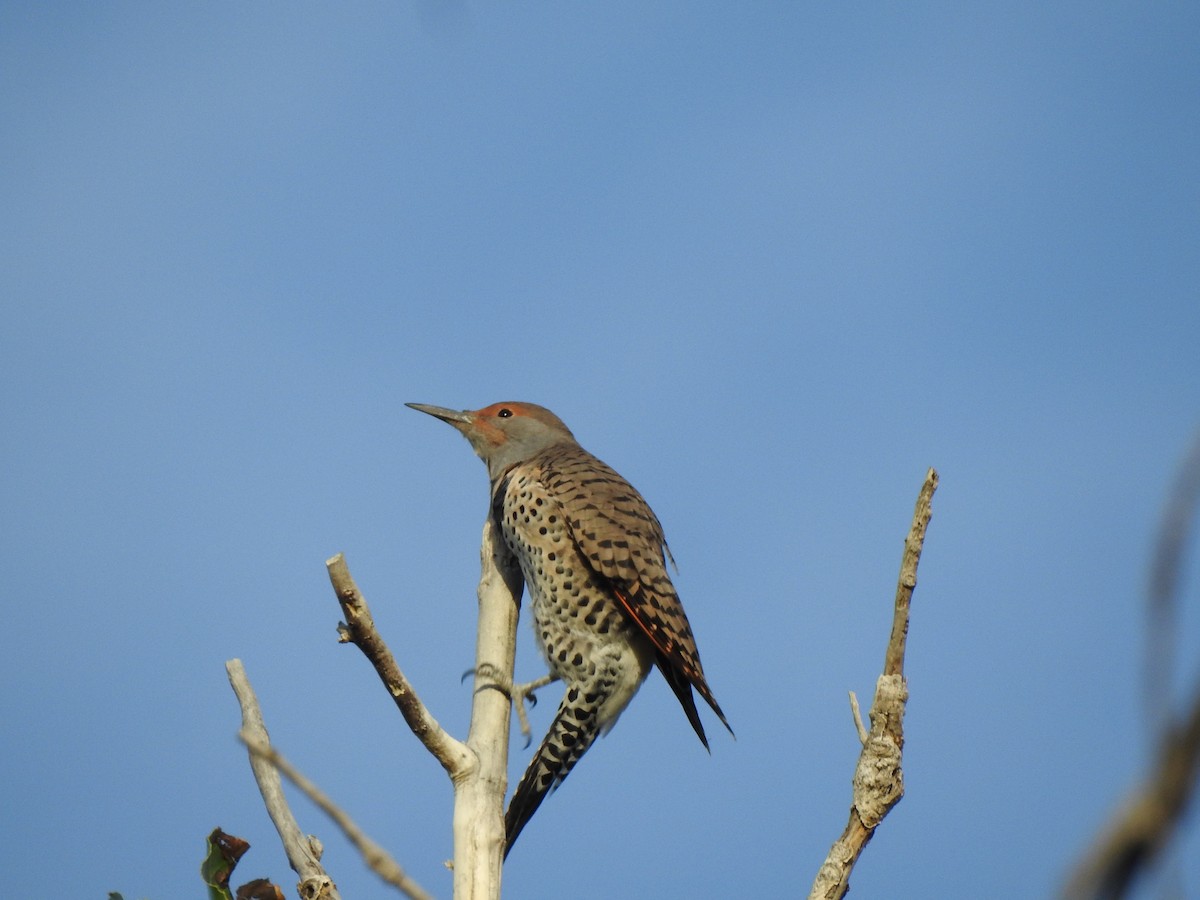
(405, 402, 473, 428)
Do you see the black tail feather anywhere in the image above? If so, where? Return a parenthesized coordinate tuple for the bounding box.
(658, 654, 710, 750)
(656, 651, 735, 749)
(504, 689, 601, 858)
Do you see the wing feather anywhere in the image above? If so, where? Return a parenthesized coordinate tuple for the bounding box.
(534, 443, 733, 739)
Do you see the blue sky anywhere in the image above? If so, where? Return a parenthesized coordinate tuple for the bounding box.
(3, 3, 1198, 897)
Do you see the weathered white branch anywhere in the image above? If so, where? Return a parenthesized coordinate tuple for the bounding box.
(809, 467, 938, 900)
(451, 518, 525, 900)
(322, 523, 522, 900)
(226, 658, 342, 900)
(239, 729, 433, 900)
(234, 513, 523, 900)
(327, 552, 473, 776)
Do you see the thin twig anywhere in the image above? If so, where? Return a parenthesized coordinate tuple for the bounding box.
(848, 691, 868, 746)
(326, 552, 471, 777)
(884, 468, 936, 679)
(809, 467, 938, 900)
(226, 659, 341, 900)
(240, 731, 434, 900)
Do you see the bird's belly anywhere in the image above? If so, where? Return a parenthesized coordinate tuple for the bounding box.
(500, 489, 652, 726)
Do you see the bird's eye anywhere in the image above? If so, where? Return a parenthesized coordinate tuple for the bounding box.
(497, 408, 513, 418)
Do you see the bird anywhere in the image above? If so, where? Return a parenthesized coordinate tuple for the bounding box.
(407, 401, 733, 857)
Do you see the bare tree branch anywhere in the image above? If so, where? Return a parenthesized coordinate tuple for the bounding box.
(238, 730, 434, 900)
(1062, 431, 1200, 900)
(451, 519, 524, 900)
(1062, 688, 1200, 900)
(327, 552, 473, 777)
(226, 658, 342, 900)
(809, 467, 938, 900)
(322, 523, 523, 900)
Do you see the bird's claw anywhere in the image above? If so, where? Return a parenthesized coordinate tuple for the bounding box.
(464, 665, 558, 745)
(509, 673, 558, 744)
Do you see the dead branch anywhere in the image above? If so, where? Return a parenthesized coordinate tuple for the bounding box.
(450, 519, 524, 899)
(238, 729, 433, 900)
(1062, 431, 1200, 899)
(809, 467, 938, 900)
(321, 522, 522, 900)
(327, 552, 472, 777)
(226, 659, 342, 900)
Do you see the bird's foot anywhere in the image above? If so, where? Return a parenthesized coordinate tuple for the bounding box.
(464, 665, 558, 746)
(509, 673, 558, 745)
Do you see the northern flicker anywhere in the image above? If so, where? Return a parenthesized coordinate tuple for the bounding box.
(407, 401, 732, 856)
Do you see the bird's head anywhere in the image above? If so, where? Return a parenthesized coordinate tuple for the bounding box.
(406, 401, 576, 480)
